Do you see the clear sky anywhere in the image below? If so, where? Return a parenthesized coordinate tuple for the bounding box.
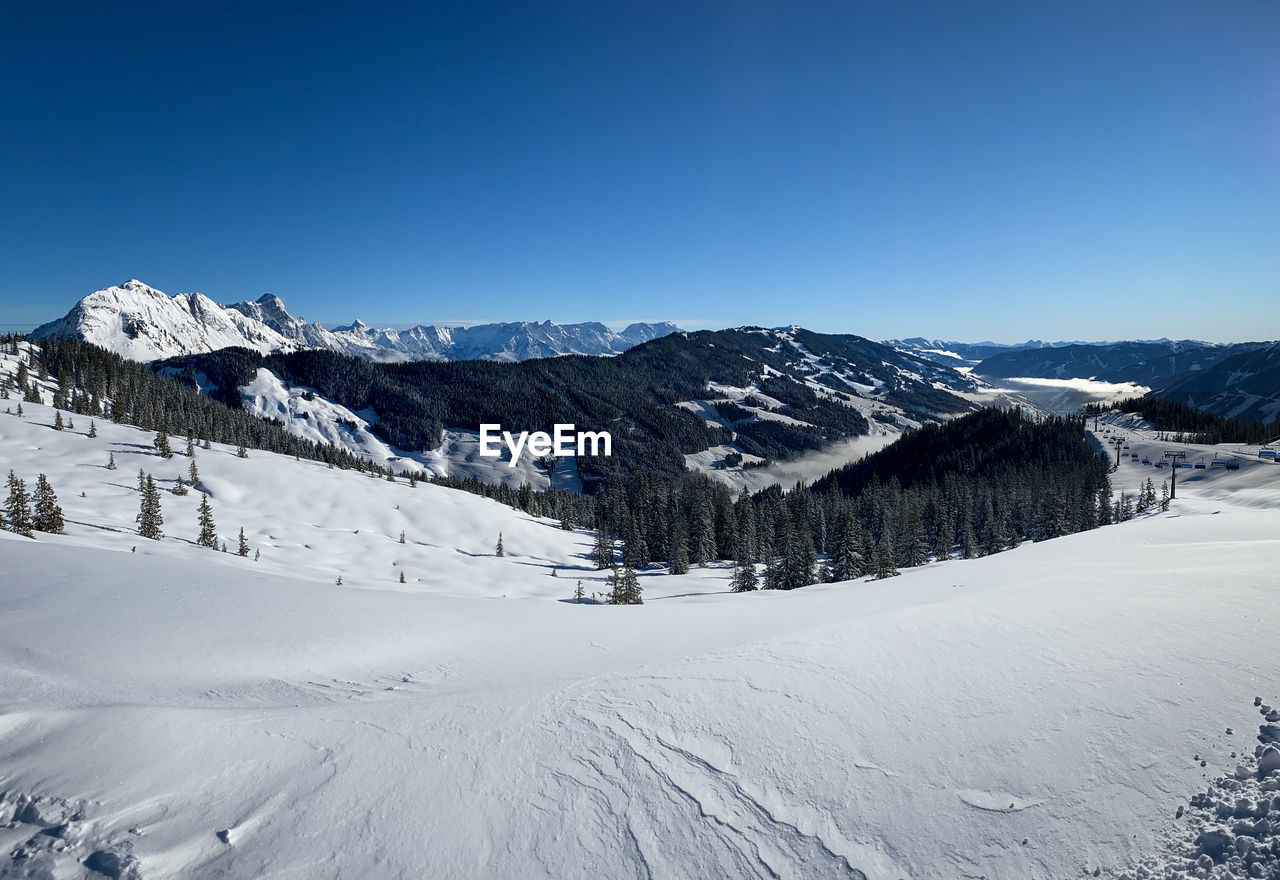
(2, 1, 1277, 342)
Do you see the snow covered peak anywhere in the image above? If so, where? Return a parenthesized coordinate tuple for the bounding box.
(30, 281, 683, 364)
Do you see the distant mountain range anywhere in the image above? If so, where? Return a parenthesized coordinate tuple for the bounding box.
(957, 338, 1279, 426)
(24, 279, 1278, 429)
(29, 280, 681, 363)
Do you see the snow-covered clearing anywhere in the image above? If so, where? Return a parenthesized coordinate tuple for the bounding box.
(2, 395, 1279, 878)
(240, 367, 581, 491)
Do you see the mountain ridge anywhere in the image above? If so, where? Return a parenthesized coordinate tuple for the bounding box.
(30, 280, 682, 363)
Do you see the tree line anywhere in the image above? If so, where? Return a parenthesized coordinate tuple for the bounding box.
(1086, 397, 1276, 444)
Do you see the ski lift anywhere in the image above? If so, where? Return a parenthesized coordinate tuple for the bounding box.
(1141, 457, 1151, 465)
(1225, 462, 1241, 470)
(1210, 459, 1227, 469)
(1130, 453, 1139, 461)
(1260, 447, 1277, 459)
(1194, 459, 1206, 469)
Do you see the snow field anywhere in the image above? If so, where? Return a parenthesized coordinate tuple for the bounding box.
(2, 370, 1280, 877)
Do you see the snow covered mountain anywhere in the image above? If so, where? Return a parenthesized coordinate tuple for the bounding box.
(1155, 341, 1280, 426)
(4, 348, 1280, 879)
(29, 280, 681, 363)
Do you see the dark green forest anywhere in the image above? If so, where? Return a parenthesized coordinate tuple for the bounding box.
(152, 327, 966, 487)
(1086, 397, 1276, 444)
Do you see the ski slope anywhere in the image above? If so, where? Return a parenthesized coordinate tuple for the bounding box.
(2, 390, 1280, 878)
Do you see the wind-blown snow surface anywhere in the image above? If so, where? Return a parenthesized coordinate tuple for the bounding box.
(2, 401, 1280, 877)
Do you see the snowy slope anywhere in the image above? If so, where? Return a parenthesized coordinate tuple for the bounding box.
(237, 368, 582, 490)
(3, 359, 1280, 878)
(30, 280, 681, 364)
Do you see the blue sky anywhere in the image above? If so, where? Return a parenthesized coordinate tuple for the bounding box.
(2, 1, 1277, 342)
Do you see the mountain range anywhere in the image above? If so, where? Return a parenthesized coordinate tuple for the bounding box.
(150, 325, 985, 487)
(23, 279, 1280, 431)
(29, 280, 680, 363)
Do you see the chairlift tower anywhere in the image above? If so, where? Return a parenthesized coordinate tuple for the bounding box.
(1163, 451, 1186, 499)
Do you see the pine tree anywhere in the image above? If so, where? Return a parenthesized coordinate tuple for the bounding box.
(574, 580, 585, 603)
(107, 451, 117, 470)
(399, 571, 406, 584)
(172, 475, 188, 495)
(236, 443, 248, 458)
(591, 525, 613, 569)
(980, 519, 1004, 558)
(237, 527, 250, 557)
(54, 411, 64, 431)
(16, 402, 23, 416)
(667, 529, 689, 575)
(185, 436, 195, 457)
(336, 575, 343, 585)
(188, 458, 200, 486)
(495, 532, 504, 557)
(730, 555, 758, 592)
(5, 471, 34, 537)
(828, 514, 865, 582)
(873, 536, 899, 579)
(32, 474, 64, 534)
(399, 530, 406, 544)
(196, 494, 217, 549)
(607, 562, 642, 605)
(154, 429, 172, 458)
(88, 419, 97, 438)
(960, 520, 977, 559)
(254, 548, 260, 561)
(907, 522, 931, 567)
(137, 474, 164, 540)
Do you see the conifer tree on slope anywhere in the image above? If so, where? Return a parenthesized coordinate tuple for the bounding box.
(5, 470, 34, 538)
(32, 474, 64, 534)
(137, 474, 163, 540)
(196, 495, 217, 549)
(154, 429, 172, 458)
(591, 523, 612, 569)
(237, 527, 250, 557)
(828, 513, 865, 582)
(607, 562, 642, 605)
(874, 534, 899, 580)
(730, 543, 758, 592)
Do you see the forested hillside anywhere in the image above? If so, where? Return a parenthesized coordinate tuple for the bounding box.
(154, 327, 977, 487)
(1086, 397, 1277, 444)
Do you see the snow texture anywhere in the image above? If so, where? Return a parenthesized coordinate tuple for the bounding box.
(3, 350, 1280, 879)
